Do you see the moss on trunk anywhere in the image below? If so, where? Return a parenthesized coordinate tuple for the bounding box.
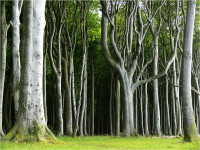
(4, 120, 56, 142)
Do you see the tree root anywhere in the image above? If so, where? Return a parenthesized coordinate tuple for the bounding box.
(0, 130, 5, 139)
(3, 121, 56, 142)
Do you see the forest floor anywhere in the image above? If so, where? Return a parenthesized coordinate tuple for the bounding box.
(0, 136, 199, 149)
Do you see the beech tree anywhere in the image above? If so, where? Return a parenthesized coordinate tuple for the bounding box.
(0, 0, 199, 143)
(182, 0, 199, 141)
(0, 1, 9, 137)
(11, 0, 23, 116)
(101, 0, 176, 136)
(5, 0, 56, 141)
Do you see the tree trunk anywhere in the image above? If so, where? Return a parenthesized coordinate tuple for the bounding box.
(144, 83, 149, 136)
(182, 0, 199, 141)
(165, 75, 172, 135)
(171, 83, 177, 135)
(63, 52, 73, 136)
(5, 0, 56, 141)
(0, 1, 9, 137)
(91, 55, 94, 135)
(152, 36, 161, 136)
(139, 84, 144, 135)
(121, 75, 136, 136)
(3, 70, 12, 133)
(11, 0, 22, 116)
(43, 33, 47, 123)
(115, 78, 120, 136)
(109, 72, 114, 135)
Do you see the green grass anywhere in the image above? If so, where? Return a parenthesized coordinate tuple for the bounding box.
(0, 136, 199, 149)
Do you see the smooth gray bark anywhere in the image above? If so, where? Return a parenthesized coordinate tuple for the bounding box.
(101, 0, 174, 136)
(115, 78, 120, 136)
(144, 83, 149, 136)
(5, 0, 56, 141)
(11, 0, 23, 116)
(63, 49, 73, 136)
(109, 72, 114, 135)
(0, 1, 9, 137)
(182, 0, 199, 141)
(47, 3, 64, 136)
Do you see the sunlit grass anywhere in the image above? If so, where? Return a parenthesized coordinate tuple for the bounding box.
(0, 136, 199, 149)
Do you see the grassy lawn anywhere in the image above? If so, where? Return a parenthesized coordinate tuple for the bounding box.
(0, 136, 199, 149)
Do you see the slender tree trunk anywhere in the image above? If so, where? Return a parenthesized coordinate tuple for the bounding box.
(115, 78, 120, 136)
(140, 84, 144, 135)
(144, 83, 149, 136)
(0, 1, 9, 137)
(11, 0, 22, 116)
(3, 70, 12, 133)
(165, 75, 172, 135)
(182, 0, 199, 141)
(194, 77, 200, 132)
(63, 58, 73, 136)
(43, 34, 47, 123)
(91, 55, 94, 135)
(47, 6, 64, 136)
(79, 65, 87, 136)
(63, 42, 73, 136)
(152, 36, 161, 136)
(135, 88, 138, 132)
(109, 72, 114, 135)
(171, 83, 177, 135)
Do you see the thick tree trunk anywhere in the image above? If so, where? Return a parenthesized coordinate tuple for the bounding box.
(121, 75, 137, 136)
(182, 0, 199, 141)
(5, 0, 55, 141)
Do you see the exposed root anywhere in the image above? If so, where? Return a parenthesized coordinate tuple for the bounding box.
(177, 132, 183, 137)
(0, 130, 5, 139)
(34, 121, 56, 142)
(131, 129, 139, 136)
(4, 121, 56, 143)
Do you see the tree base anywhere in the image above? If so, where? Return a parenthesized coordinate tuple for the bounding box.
(121, 128, 139, 137)
(0, 130, 5, 139)
(3, 121, 56, 142)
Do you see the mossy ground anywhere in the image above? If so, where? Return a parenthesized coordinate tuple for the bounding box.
(0, 136, 199, 149)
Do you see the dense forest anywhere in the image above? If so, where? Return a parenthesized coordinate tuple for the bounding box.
(0, 0, 200, 143)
